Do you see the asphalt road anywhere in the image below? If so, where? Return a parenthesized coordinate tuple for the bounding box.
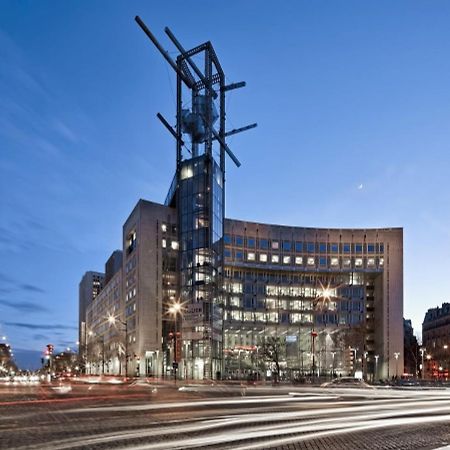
(2, 379, 450, 449)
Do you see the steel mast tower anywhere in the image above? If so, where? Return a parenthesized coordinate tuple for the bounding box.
(136, 16, 256, 379)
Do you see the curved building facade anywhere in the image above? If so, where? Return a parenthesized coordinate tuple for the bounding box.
(221, 220, 403, 381)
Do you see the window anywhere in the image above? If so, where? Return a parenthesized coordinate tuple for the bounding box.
(319, 256, 327, 266)
(271, 255, 279, 263)
(260, 253, 267, 262)
(247, 237, 255, 248)
(307, 257, 315, 266)
(331, 257, 339, 266)
(283, 255, 291, 264)
(235, 251, 243, 261)
(367, 244, 375, 253)
(379, 244, 384, 253)
(330, 243, 339, 253)
(247, 252, 256, 261)
(259, 239, 269, 249)
(355, 258, 363, 267)
(224, 249, 231, 258)
(282, 241, 291, 251)
(367, 258, 375, 266)
(295, 256, 303, 265)
(343, 258, 351, 267)
(161, 223, 167, 232)
(319, 243, 327, 253)
(307, 242, 315, 253)
(224, 234, 232, 245)
(162, 239, 167, 248)
(295, 241, 303, 252)
(343, 243, 351, 253)
(171, 241, 179, 250)
(355, 244, 363, 253)
(272, 240, 279, 250)
(235, 236, 244, 247)
(379, 257, 384, 266)
(180, 164, 193, 180)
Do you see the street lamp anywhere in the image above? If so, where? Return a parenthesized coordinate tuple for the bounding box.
(168, 301, 182, 382)
(108, 315, 128, 377)
(394, 352, 400, 378)
(374, 354, 379, 381)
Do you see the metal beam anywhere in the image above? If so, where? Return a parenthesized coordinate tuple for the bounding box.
(135, 16, 194, 89)
(157, 113, 184, 145)
(211, 128, 241, 167)
(164, 27, 218, 99)
(224, 123, 257, 138)
(223, 81, 246, 92)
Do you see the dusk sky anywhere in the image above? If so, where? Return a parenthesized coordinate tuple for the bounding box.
(1, 1, 450, 369)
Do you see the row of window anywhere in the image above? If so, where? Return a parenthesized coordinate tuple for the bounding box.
(224, 236, 384, 254)
(162, 239, 179, 250)
(225, 250, 383, 268)
(225, 311, 364, 324)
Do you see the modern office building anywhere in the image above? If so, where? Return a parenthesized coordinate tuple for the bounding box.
(78, 271, 104, 360)
(79, 19, 404, 381)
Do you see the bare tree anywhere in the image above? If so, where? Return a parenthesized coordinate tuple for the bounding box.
(262, 336, 285, 382)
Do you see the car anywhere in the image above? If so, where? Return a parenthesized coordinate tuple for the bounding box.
(321, 377, 374, 388)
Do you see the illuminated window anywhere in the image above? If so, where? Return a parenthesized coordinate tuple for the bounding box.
(355, 258, 363, 267)
(247, 252, 255, 261)
(295, 256, 303, 265)
(379, 257, 384, 266)
(162, 239, 167, 248)
(331, 257, 339, 266)
(343, 258, 351, 267)
(272, 240, 279, 250)
(271, 255, 279, 263)
(307, 257, 315, 266)
(171, 241, 179, 250)
(161, 223, 167, 232)
(367, 258, 375, 266)
(283, 255, 291, 264)
(260, 253, 267, 262)
(180, 164, 193, 180)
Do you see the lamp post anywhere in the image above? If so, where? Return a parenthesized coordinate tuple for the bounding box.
(331, 351, 336, 378)
(108, 315, 128, 377)
(394, 352, 400, 378)
(374, 354, 379, 381)
(420, 348, 425, 380)
(168, 301, 182, 382)
(311, 330, 318, 380)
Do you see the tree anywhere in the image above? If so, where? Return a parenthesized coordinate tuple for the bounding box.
(262, 336, 285, 382)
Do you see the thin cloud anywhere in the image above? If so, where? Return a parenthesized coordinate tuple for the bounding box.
(20, 283, 45, 294)
(0, 299, 48, 313)
(5, 322, 77, 331)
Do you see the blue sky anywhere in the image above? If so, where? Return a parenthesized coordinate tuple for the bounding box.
(1, 1, 450, 369)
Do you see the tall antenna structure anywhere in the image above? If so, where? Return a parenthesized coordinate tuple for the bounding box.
(136, 16, 256, 379)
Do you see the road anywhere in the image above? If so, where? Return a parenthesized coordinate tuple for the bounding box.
(1, 379, 450, 449)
